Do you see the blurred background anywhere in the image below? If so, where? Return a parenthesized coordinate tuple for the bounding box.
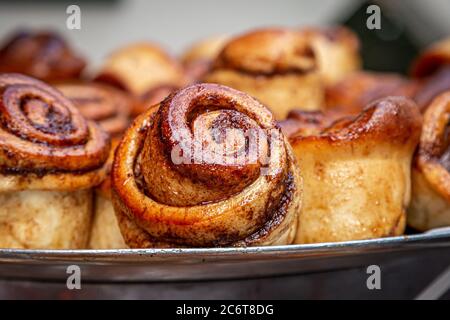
(0, 0, 449, 72)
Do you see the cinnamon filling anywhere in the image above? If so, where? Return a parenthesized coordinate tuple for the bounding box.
(439, 122, 450, 172)
(0, 74, 110, 174)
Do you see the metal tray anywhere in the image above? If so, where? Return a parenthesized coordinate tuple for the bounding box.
(1, 227, 450, 283)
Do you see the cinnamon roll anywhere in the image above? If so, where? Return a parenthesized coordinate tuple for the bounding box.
(112, 83, 302, 247)
(88, 159, 127, 249)
(182, 35, 230, 83)
(409, 92, 450, 231)
(301, 26, 361, 85)
(325, 71, 419, 115)
(55, 82, 132, 248)
(137, 84, 180, 117)
(0, 30, 86, 82)
(56, 82, 131, 139)
(94, 43, 186, 117)
(412, 38, 450, 111)
(289, 96, 421, 243)
(411, 38, 450, 78)
(0, 74, 110, 249)
(278, 108, 349, 138)
(203, 28, 324, 119)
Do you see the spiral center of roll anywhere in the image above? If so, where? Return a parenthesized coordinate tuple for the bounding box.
(161, 86, 276, 189)
(191, 109, 269, 167)
(0, 73, 110, 174)
(22, 97, 74, 135)
(136, 84, 287, 207)
(0, 83, 88, 146)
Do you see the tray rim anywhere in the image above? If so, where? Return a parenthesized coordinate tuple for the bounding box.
(1, 228, 450, 263)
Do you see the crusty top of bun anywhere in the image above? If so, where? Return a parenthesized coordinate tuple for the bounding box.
(213, 28, 317, 75)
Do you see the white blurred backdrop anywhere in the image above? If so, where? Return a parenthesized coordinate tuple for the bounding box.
(0, 0, 449, 67)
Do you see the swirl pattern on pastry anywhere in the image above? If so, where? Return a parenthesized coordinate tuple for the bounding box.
(0, 74, 110, 191)
(56, 82, 131, 138)
(204, 28, 325, 119)
(409, 92, 450, 230)
(112, 83, 301, 247)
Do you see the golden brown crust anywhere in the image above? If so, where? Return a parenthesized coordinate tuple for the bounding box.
(56, 82, 131, 138)
(213, 28, 316, 75)
(278, 109, 350, 138)
(94, 42, 186, 113)
(0, 73, 110, 191)
(0, 30, 86, 82)
(96, 106, 159, 201)
(326, 71, 419, 115)
(290, 96, 421, 243)
(112, 83, 301, 247)
(204, 28, 325, 119)
(292, 96, 422, 146)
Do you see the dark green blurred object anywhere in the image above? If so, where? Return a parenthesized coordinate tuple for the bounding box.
(339, 0, 420, 75)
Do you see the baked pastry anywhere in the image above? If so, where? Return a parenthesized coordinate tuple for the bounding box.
(278, 109, 350, 138)
(203, 28, 324, 119)
(0, 74, 110, 249)
(138, 83, 180, 117)
(111, 83, 302, 247)
(411, 38, 450, 78)
(408, 92, 450, 231)
(88, 165, 127, 249)
(301, 26, 361, 85)
(289, 96, 421, 243)
(181, 35, 230, 83)
(94, 42, 186, 116)
(56, 82, 133, 248)
(56, 82, 131, 139)
(412, 38, 450, 110)
(0, 30, 86, 82)
(325, 71, 419, 115)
